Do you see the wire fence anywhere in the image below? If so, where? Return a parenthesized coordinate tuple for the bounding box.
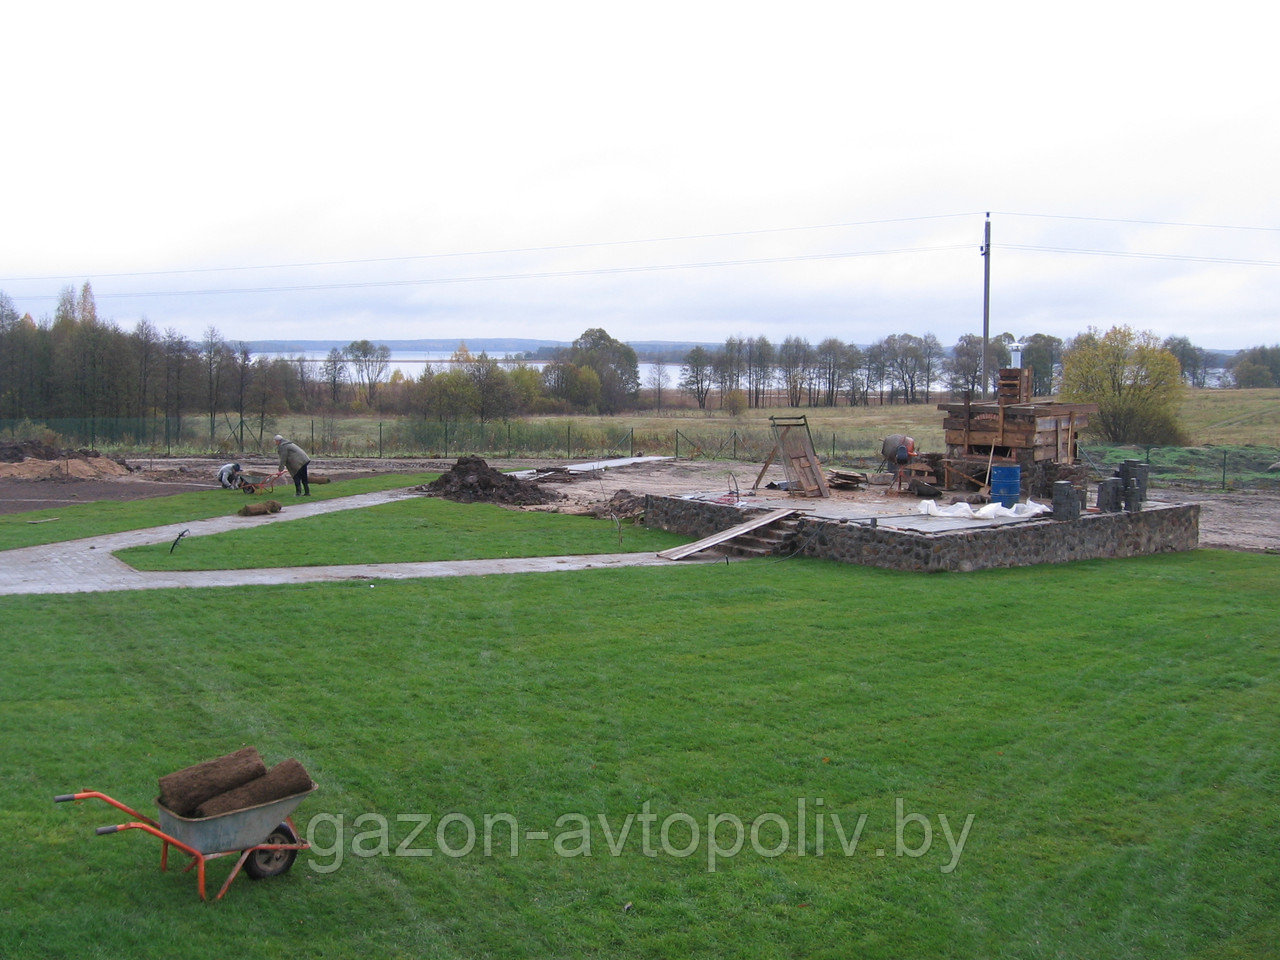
(1078, 444, 1280, 491)
(4, 417, 1277, 489)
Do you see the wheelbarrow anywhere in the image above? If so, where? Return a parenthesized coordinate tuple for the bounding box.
(239, 469, 288, 494)
(55, 783, 316, 900)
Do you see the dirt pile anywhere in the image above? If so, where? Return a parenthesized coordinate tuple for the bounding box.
(0, 440, 130, 480)
(419, 455, 562, 506)
(578, 489, 646, 520)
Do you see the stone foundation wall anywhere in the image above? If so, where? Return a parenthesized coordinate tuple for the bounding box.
(644, 495, 764, 541)
(644, 495, 1200, 573)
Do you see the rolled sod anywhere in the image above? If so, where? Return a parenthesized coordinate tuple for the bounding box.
(158, 747, 266, 817)
(194, 759, 313, 818)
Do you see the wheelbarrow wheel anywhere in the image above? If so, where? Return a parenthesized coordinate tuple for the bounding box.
(245, 822, 299, 879)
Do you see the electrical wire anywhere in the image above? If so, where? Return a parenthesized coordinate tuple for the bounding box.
(0, 213, 982, 284)
(992, 212, 1280, 233)
(1003, 244, 1280, 267)
(8, 243, 973, 302)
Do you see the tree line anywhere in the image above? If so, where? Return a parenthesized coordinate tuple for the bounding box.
(0, 286, 645, 436)
(675, 332, 1063, 410)
(0, 283, 1270, 446)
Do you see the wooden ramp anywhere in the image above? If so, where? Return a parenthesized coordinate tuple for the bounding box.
(657, 509, 798, 561)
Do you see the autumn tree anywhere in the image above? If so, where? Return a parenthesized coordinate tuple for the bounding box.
(680, 346, 714, 409)
(1227, 345, 1280, 388)
(568, 328, 639, 413)
(345, 339, 391, 407)
(464, 351, 514, 421)
(1163, 336, 1212, 388)
(1020, 332, 1063, 396)
(1060, 326, 1186, 444)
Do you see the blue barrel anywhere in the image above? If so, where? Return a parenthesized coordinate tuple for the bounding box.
(989, 465, 1021, 508)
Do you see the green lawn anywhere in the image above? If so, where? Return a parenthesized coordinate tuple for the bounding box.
(0, 473, 437, 552)
(3, 545, 1278, 959)
(117, 496, 687, 570)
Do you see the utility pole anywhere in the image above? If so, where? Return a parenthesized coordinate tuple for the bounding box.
(980, 212, 991, 399)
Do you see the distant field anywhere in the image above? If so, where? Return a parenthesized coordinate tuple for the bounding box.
(10, 387, 1276, 463)
(1175, 387, 1280, 445)
(264, 388, 1280, 458)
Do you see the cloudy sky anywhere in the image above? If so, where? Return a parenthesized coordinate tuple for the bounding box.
(4, 2, 1278, 350)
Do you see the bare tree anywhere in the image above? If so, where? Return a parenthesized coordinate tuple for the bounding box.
(646, 358, 670, 412)
(321, 349, 348, 408)
(679, 346, 714, 409)
(776, 336, 812, 407)
(199, 326, 230, 443)
(345, 339, 391, 407)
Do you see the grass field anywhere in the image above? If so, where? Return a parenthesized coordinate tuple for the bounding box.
(261, 387, 1280, 458)
(117, 496, 686, 571)
(3, 483, 1279, 958)
(0, 473, 437, 552)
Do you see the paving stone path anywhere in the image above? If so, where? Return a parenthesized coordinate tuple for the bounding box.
(0, 490, 673, 596)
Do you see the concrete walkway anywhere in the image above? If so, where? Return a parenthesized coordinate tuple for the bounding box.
(0, 489, 674, 596)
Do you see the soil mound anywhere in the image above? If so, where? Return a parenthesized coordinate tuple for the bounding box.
(579, 489, 646, 520)
(420, 455, 562, 506)
(0, 440, 130, 480)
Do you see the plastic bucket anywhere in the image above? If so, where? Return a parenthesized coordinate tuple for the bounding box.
(989, 464, 1021, 508)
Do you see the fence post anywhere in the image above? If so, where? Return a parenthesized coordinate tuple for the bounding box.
(733, 431, 737, 461)
(832, 432, 836, 464)
(567, 424, 572, 459)
(1222, 450, 1228, 490)
(444, 422, 449, 459)
(629, 428, 634, 458)
(675, 431, 679, 459)
(378, 422, 383, 458)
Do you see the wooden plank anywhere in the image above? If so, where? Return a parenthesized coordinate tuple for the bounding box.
(752, 444, 779, 491)
(657, 509, 798, 561)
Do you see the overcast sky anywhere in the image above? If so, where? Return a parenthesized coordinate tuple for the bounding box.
(4, 2, 1278, 351)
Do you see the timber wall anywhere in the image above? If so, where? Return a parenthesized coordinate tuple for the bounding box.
(644, 495, 1200, 573)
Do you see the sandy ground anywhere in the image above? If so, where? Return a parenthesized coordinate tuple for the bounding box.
(0, 454, 1277, 553)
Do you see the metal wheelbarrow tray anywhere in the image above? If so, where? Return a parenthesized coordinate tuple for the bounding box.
(56, 783, 317, 900)
(239, 469, 287, 494)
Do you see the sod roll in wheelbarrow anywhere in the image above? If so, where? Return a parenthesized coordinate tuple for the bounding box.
(195, 759, 313, 818)
(158, 747, 267, 817)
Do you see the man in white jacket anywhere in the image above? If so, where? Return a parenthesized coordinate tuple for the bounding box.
(217, 462, 244, 489)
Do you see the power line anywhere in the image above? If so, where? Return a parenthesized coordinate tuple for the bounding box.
(1004, 244, 1280, 267)
(994, 212, 1280, 233)
(0, 213, 982, 284)
(8, 243, 970, 302)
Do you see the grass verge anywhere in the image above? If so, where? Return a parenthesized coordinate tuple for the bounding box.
(117, 497, 687, 570)
(0, 473, 437, 552)
(3, 549, 1278, 959)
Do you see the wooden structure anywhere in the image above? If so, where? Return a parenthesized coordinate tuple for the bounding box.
(752, 416, 830, 498)
(937, 370, 1097, 494)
